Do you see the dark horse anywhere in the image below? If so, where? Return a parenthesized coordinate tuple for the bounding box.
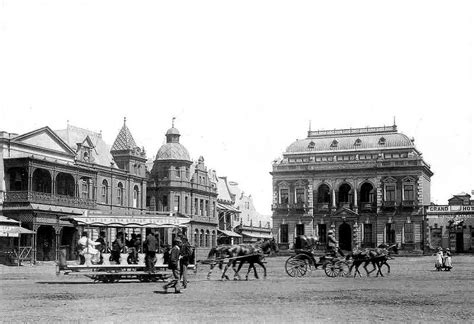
(347, 244, 398, 277)
(206, 239, 279, 280)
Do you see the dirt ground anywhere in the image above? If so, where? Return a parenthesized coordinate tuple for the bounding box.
(0, 255, 473, 323)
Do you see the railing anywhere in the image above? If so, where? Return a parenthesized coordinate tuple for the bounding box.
(360, 202, 375, 211)
(315, 203, 330, 212)
(271, 203, 289, 211)
(401, 200, 417, 208)
(382, 201, 397, 208)
(5, 191, 96, 209)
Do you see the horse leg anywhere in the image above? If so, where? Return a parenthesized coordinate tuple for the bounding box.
(255, 260, 266, 279)
(207, 263, 215, 280)
(221, 260, 233, 280)
(233, 260, 245, 280)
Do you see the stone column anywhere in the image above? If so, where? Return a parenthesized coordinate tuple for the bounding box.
(353, 186, 358, 213)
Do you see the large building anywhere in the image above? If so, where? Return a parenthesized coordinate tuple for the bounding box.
(0, 119, 148, 262)
(426, 192, 474, 253)
(271, 124, 433, 253)
(146, 123, 218, 259)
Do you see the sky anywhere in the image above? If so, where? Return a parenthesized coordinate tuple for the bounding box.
(0, 1, 473, 215)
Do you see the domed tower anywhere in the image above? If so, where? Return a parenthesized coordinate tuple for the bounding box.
(149, 119, 193, 213)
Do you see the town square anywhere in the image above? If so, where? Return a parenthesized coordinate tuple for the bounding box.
(1, 1, 473, 323)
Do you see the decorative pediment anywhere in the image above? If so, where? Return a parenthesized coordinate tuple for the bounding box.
(295, 180, 306, 187)
(382, 176, 397, 183)
(78, 136, 95, 149)
(11, 126, 76, 156)
(402, 176, 416, 183)
(278, 181, 289, 188)
(332, 207, 359, 217)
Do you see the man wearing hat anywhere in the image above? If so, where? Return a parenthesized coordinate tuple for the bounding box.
(163, 238, 182, 293)
(327, 230, 343, 257)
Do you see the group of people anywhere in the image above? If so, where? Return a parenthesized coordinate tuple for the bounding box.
(162, 235, 193, 294)
(435, 247, 453, 271)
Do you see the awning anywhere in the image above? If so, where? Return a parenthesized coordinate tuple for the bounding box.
(0, 225, 36, 237)
(240, 231, 273, 239)
(217, 229, 242, 238)
(217, 203, 241, 213)
(30, 203, 86, 215)
(65, 213, 190, 228)
(0, 216, 20, 225)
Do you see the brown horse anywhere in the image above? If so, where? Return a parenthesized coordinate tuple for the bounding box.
(347, 244, 398, 277)
(206, 240, 279, 280)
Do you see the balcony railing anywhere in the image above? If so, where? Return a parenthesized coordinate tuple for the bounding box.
(5, 191, 96, 209)
(272, 203, 289, 211)
(401, 200, 417, 208)
(382, 201, 397, 208)
(315, 203, 330, 212)
(360, 202, 376, 212)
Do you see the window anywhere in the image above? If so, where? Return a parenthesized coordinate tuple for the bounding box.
(404, 223, 414, 243)
(194, 229, 199, 246)
(186, 167, 190, 179)
(386, 224, 395, 244)
(295, 188, 305, 204)
(200, 229, 204, 247)
(317, 184, 330, 203)
(354, 138, 362, 146)
(296, 224, 305, 236)
(185, 196, 189, 214)
(318, 224, 327, 244)
(194, 198, 198, 215)
(133, 186, 139, 208)
(385, 185, 396, 201)
(175, 167, 180, 178)
(280, 189, 289, 204)
(330, 139, 338, 147)
(363, 224, 373, 246)
(81, 179, 90, 199)
(162, 195, 168, 211)
(211, 230, 216, 247)
(308, 141, 315, 149)
(117, 183, 123, 205)
(403, 185, 414, 201)
(174, 195, 180, 213)
(280, 224, 289, 244)
(200, 199, 204, 216)
(205, 230, 210, 247)
(101, 180, 109, 204)
(205, 200, 209, 216)
(379, 137, 386, 145)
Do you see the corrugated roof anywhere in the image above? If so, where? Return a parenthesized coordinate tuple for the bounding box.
(55, 125, 116, 168)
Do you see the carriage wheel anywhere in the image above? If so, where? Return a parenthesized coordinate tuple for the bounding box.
(323, 261, 339, 277)
(285, 256, 308, 277)
(335, 261, 350, 277)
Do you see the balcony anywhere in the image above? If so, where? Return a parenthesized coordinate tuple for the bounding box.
(401, 200, 417, 209)
(315, 203, 330, 212)
(5, 191, 96, 209)
(272, 203, 289, 211)
(382, 201, 397, 209)
(360, 202, 376, 212)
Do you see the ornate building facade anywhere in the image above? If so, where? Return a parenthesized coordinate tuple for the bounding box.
(271, 124, 433, 253)
(147, 123, 218, 259)
(0, 119, 147, 262)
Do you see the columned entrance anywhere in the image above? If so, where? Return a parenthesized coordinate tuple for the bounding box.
(339, 222, 352, 251)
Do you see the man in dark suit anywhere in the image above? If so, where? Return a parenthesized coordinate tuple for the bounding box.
(144, 230, 158, 273)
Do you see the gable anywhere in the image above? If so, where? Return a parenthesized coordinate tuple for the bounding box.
(12, 127, 76, 156)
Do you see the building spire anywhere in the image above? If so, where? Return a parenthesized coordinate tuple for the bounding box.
(172, 117, 176, 128)
(124, 117, 127, 125)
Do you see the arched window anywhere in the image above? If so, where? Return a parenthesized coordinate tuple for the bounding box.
(56, 173, 75, 197)
(317, 184, 330, 203)
(117, 182, 124, 205)
(133, 185, 139, 208)
(199, 229, 204, 247)
(194, 229, 199, 246)
(32, 168, 52, 193)
(205, 230, 210, 247)
(80, 177, 92, 199)
(338, 183, 352, 205)
(8, 167, 28, 191)
(101, 179, 109, 204)
(211, 230, 216, 247)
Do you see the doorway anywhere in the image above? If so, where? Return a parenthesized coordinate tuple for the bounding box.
(456, 232, 464, 252)
(339, 222, 352, 251)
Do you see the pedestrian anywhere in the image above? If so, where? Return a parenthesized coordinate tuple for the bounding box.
(444, 248, 452, 270)
(111, 232, 124, 264)
(327, 230, 343, 257)
(163, 238, 182, 294)
(144, 230, 158, 273)
(179, 236, 193, 289)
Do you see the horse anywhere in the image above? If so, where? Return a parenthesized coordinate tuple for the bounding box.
(347, 244, 398, 277)
(206, 239, 279, 280)
(294, 235, 319, 251)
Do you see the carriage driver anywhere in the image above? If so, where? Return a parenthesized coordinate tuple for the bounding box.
(327, 230, 344, 257)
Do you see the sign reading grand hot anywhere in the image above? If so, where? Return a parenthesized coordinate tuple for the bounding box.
(427, 205, 474, 213)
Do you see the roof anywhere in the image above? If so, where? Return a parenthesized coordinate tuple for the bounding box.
(55, 125, 116, 168)
(217, 229, 242, 238)
(111, 122, 138, 151)
(166, 127, 180, 136)
(156, 143, 191, 161)
(216, 177, 233, 202)
(217, 203, 241, 213)
(285, 125, 414, 154)
(240, 231, 273, 239)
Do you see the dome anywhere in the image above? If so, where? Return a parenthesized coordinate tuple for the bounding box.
(156, 143, 191, 161)
(166, 127, 180, 136)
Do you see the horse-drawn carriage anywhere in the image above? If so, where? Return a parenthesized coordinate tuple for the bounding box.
(284, 236, 350, 278)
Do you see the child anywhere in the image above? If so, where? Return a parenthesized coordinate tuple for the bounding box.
(443, 248, 452, 270)
(434, 247, 443, 270)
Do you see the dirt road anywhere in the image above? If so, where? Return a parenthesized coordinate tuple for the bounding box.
(1, 255, 473, 323)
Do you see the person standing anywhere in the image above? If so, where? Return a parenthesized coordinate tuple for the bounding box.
(144, 230, 158, 273)
(327, 230, 343, 257)
(110, 232, 124, 265)
(179, 236, 192, 289)
(163, 238, 182, 294)
(42, 240, 51, 261)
